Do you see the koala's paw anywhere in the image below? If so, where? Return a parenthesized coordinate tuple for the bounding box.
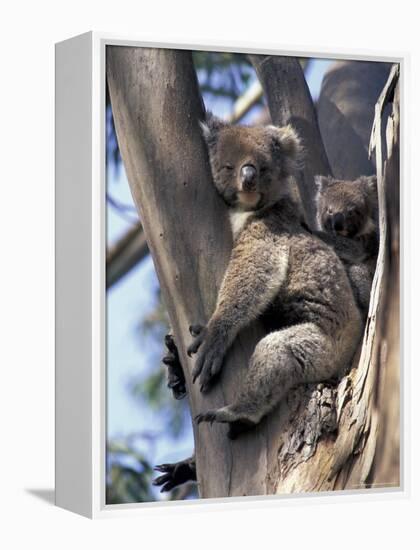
(152, 459, 197, 492)
(162, 334, 186, 400)
(187, 324, 205, 356)
(187, 323, 226, 392)
(195, 406, 257, 439)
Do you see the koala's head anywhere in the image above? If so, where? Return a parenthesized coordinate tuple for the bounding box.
(200, 113, 303, 211)
(315, 175, 378, 237)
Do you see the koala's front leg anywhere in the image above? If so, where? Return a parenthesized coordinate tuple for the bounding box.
(188, 232, 289, 392)
(313, 230, 367, 264)
(187, 320, 229, 392)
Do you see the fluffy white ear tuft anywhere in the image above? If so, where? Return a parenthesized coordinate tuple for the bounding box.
(199, 112, 229, 143)
(278, 125, 302, 156)
(199, 120, 211, 140)
(314, 175, 333, 190)
(364, 175, 378, 192)
(267, 124, 304, 168)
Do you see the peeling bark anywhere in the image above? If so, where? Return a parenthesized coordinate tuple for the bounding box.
(268, 64, 400, 494)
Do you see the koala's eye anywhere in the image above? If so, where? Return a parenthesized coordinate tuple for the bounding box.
(260, 165, 268, 174)
(223, 164, 234, 171)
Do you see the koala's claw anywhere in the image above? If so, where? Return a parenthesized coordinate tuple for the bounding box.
(162, 333, 186, 400)
(192, 350, 224, 390)
(153, 459, 197, 492)
(188, 322, 226, 388)
(195, 410, 218, 425)
(187, 327, 205, 358)
(189, 324, 204, 337)
(187, 343, 199, 358)
(195, 407, 257, 439)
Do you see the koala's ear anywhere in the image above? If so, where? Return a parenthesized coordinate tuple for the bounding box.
(363, 175, 378, 192)
(314, 175, 334, 191)
(266, 125, 304, 171)
(199, 112, 229, 144)
(357, 175, 378, 199)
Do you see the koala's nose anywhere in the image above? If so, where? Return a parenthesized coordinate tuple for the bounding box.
(331, 212, 345, 232)
(240, 164, 257, 191)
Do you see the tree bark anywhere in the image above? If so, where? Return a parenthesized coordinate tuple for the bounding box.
(317, 60, 392, 179)
(107, 48, 400, 497)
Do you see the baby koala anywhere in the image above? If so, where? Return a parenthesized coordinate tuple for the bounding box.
(314, 175, 379, 315)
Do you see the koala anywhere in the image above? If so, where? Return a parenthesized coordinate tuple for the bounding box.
(185, 113, 363, 439)
(314, 175, 379, 314)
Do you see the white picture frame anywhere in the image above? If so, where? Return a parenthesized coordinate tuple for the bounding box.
(55, 32, 408, 518)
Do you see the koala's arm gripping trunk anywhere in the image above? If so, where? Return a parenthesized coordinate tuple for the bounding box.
(189, 230, 289, 391)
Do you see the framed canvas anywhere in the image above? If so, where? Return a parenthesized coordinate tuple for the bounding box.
(55, 32, 406, 518)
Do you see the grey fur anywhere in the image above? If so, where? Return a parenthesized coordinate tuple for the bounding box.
(189, 115, 363, 437)
(314, 175, 379, 314)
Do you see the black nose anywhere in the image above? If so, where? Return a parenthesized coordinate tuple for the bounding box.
(240, 164, 257, 191)
(331, 212, 345, 232)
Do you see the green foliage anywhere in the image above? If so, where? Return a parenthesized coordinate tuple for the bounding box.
(106, 437, 199, 503)
(130, 367, 189, 439)
(106, 440, 156, 504)
(131, 290, 190, 439)
(193, 51, 253, 100)
(107, 287, 193, 504)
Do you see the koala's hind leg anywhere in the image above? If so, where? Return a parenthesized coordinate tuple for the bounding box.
(153, 456, 197, 492)
(196, 323, 336, 439)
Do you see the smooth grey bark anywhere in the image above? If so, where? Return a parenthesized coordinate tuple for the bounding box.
(317, 60, 392, 180)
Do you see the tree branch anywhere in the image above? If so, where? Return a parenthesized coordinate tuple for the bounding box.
(106, 221, 148, 289)
(226, 80, 263, 123)
(317, 61, 392, 180)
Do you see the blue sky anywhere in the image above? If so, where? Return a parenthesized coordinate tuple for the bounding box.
(106, 57, 335, 499)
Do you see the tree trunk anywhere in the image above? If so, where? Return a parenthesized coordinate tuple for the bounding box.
(107, 47, 400, 497)
(107, 46, 266, 497)
(316, 60, 392, 180)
